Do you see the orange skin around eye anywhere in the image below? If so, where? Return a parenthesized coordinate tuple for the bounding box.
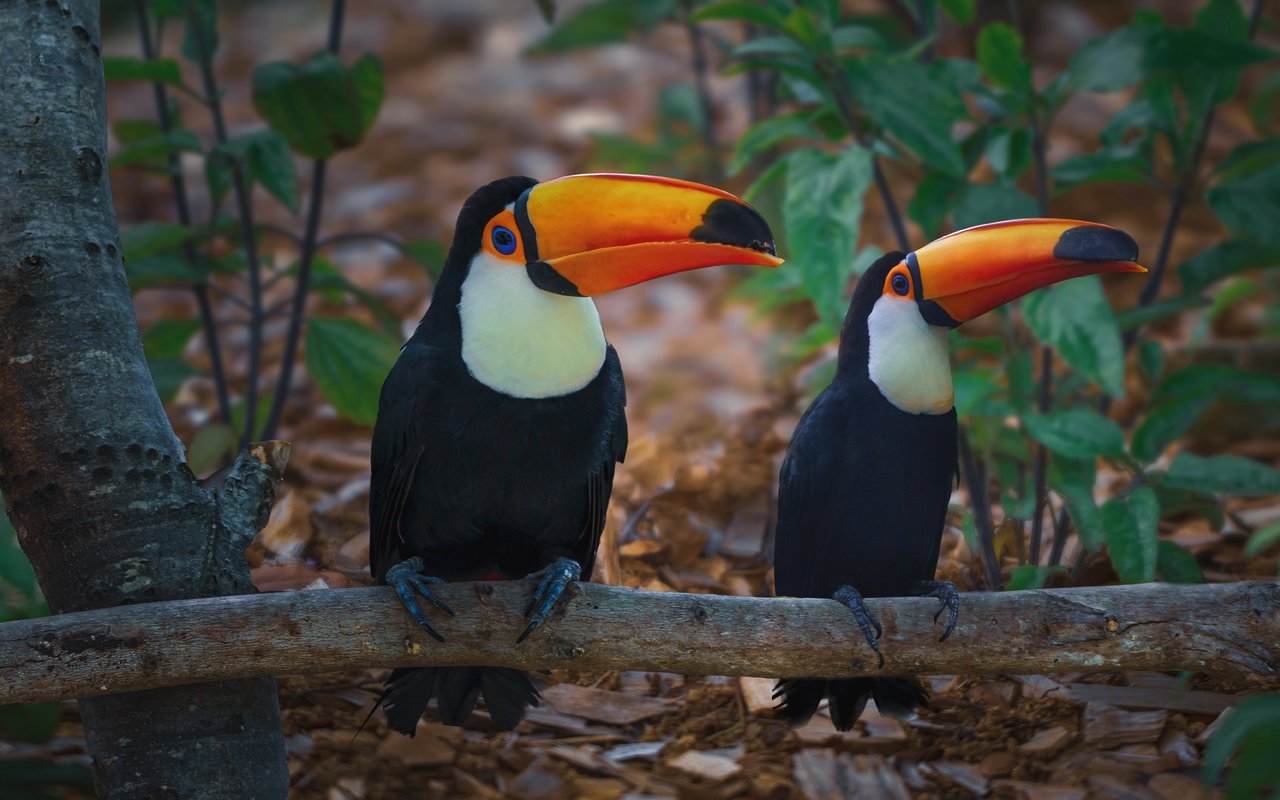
(481, 209, 525, 262)
(882, 263, 914, 299)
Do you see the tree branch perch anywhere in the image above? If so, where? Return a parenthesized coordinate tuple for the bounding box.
(3, 581, 1277, 706)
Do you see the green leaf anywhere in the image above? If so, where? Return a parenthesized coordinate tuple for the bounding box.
(1102, 487, 1158, 583)
(530, 0, 677, 53)
(1153, 484, 1224, 530)
(1178, 239, 1280, 294)
(1023, 410, 1126, 460)
(976, 22, 1030, 97)
(1156, 540, 1203, 584)
(109, 130, 203, 169)
(1023, 275, 1125, 396)
(1214, 140, 1280, 184)
(125, 254, 204, 288)
(242, 130, 298, 211)
(103, 56, 182, 84)
(148, 357, 202, 405)
(1007, 565, 1066, 591)
(252, 52, 384, 159)
(1067, 25, 1151, 92)
(187, 423, 236, 475)
(349, 53, 386, 135)
(728, 112, 818, 176)
(0, 703, 60, 744)
(1138, 340, 1164, 382)
(0, 503, 39, 603)
(1162, 454, 1280, 497)
(908, 170, 962, 240)
(1153, 363, 1280, 406)
(120, 221, 190, 261)
(1208, 164, 1280, 249)
(847, 57, 966, 177)
(783, 145, 873, 329)
(939, 0, 975, 24)
(951, 183, 1037, 229)
(952, 367, 999, 420)
(402, 240, 447, 278)
(1051, 147, 1151, 190)
(832, 23, 891, 52)
(301, 257, 402, 337)
(1245, 522, 1280, 557)
(1131, 393, 1215, 463)
(1203, 694, 1280, 788)
(143, 319, 201, 361)
(692, 1, 787, 29)
(305, 318, 400, 426)
(984, 127, 1031, 183)
(1114, 294, 1208, 332)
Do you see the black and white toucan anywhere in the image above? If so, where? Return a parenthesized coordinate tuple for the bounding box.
(772, 219, 1144, 730)
(369, 173, 781, 733)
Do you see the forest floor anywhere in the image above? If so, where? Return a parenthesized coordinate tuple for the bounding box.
(18, 1, 1280, 798)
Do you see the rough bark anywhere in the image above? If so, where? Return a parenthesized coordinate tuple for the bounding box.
(0, 3, 287, 797)
(2, 581, 1277, 705)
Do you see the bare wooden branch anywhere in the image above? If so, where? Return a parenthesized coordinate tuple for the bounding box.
(2, 581, 1277, 705)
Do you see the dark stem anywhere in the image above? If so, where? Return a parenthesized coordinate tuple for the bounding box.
(1028, 101, 1052, 565)
(261, 0, 345, 441)
(826, 75, 910, 251)
(186, 0, 264, 449)
(134, 0, 231, 424)
(684, 14, 721, 180)
(959, 430, 1004, 590)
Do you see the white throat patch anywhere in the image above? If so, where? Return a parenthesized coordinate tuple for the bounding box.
(867, 295, 954, 415)
(459, 251, 607, 398)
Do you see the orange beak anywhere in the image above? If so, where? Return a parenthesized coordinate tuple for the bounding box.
(514, 173, 783, 296)
(910, 219, 1146, 326)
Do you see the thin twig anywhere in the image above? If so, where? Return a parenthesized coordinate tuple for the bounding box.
(683, 10, 721, 180)
(1027, 95, 1053, 565)
(186, 0, 265, 448)
(959, 429, 1004, 589)
(134, 0, 231, 424)
(262, 0, 346, 441)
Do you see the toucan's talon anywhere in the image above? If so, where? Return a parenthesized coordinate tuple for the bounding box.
(832, 585, 886, 669)
(518, 556, 582, 643)
(920, 580, 960, 643)
(387, 557, 454, 641)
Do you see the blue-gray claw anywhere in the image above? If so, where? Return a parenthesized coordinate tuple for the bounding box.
(387, 556, 454, 641)
(920, 580, 960, 642)
(833, 584, 885, 669)
(518, 556, 581, 643)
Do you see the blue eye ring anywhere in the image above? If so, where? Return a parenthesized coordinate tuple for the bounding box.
(891, 272, 910, 296)
(491, 225, 517, 255)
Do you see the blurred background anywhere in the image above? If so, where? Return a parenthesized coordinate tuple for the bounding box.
(2, 0, 1279, 797)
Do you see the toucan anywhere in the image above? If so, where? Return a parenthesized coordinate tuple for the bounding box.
(772, 219, 1144, 730)
(368, 173, 781, 733)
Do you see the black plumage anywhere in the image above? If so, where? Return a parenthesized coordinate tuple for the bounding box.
(773, 252, 956, 730)
(369, 177, 627, 733)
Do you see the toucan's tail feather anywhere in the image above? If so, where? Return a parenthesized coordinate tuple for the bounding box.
(377, 667, 540, 734)
(774, 677, 927, 732)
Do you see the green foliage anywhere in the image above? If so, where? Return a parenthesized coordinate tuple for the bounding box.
(1023, 277, 1125, 397)
(529, 0, 677, 54)
(252, 52, 385, 160)
(1203, 694, 1280, 799)
(305, 318, 400, 426)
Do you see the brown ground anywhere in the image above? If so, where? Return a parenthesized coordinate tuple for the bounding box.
(14, 1, 1280, 797)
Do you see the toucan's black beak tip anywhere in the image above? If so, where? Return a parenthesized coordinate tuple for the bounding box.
(1053, 225, 1139, 263)
(691, 198, 777, 256)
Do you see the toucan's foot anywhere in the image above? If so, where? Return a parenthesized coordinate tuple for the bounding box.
(518, 556, 582, 643)
(920, 580, 960, 642)
(386, 556, 455, 642)
(832, 585, 885, 669)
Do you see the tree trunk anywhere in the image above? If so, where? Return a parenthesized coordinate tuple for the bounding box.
(0, 2, 287, 797)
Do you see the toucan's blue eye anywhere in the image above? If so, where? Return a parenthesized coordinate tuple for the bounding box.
(492, 226, 517, 255)
(891, 273, 910, 296)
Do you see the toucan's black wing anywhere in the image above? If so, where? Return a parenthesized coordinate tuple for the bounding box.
(577, 346, 627, 579)
(369, 342, 430, 584)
